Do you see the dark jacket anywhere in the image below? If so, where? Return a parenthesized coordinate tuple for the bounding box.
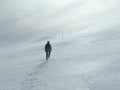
(45, 42, 52, 52)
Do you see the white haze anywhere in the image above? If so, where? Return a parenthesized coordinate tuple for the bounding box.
(0, 0, 119, 48)
(0, 0, 120, 90)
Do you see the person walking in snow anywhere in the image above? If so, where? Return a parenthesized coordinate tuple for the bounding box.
(45, 41, 52, 60)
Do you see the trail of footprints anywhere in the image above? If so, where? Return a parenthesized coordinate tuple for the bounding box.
(21, 62, 48, 90)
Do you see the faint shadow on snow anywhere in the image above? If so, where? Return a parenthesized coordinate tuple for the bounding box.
(20, 61, 49, 90)
(34, 36, 51, 42)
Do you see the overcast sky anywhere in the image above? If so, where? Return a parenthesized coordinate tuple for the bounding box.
(0, 0, 120, 35)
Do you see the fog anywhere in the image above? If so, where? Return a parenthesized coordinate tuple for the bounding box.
(0, 0, 120, 47)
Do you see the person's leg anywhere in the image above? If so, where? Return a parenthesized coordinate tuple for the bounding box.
(46, 52, 49, 60)
(48, 52, 51, 59)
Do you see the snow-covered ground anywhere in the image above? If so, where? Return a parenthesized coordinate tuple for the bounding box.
(0, 0, 120, 90)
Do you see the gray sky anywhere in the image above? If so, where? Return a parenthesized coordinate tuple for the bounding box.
(0, 0, 120, 35)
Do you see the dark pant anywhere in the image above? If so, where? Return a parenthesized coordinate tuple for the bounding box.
(46, 52, 51, 60)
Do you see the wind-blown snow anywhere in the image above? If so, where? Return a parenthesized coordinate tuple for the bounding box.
(0, 0, 120, 90)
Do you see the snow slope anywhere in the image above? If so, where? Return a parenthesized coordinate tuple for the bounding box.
(0, 0, 120, 90)
(1, 25, 120, 90)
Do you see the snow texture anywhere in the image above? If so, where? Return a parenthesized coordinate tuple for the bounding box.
(0, 0, 120, 90)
